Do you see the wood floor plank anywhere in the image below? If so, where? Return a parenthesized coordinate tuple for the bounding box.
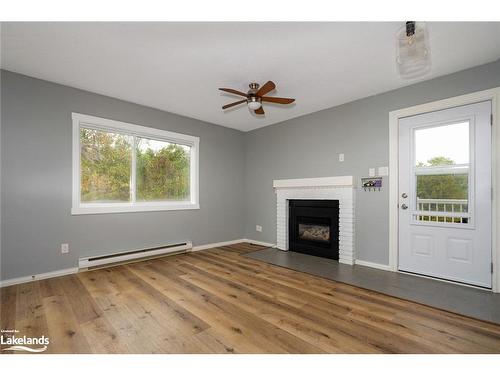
(177, 258, 452, 353)
(195, 250, 500, 351)
(203, 249, 500, 336)
(40, 278, 92, 353)
(0, 285, 18, 353)
(130, 263, 324, 353)
(78, 269, 161, 353)
(59, 275, 102, 324)
(5, 282, 53, 354)
(79, 267, 209, 353)
(176, 264, 383, 353)
(1, 242, 499, 353)
(0, 286, 17, 332)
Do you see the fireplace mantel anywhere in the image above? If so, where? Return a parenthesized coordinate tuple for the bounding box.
(273, 176, 355, 265)
(273, 175, 355, 189)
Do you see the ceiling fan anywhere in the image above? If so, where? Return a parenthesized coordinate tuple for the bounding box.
(219, 81, 295, 115)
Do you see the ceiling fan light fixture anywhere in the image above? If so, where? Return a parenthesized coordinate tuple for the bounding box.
(219, 81, 294, 116)
(396, 21, 431, 79)
(247, 97, 262, 110)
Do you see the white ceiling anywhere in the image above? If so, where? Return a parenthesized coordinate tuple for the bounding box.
(2, 22, 500, 132)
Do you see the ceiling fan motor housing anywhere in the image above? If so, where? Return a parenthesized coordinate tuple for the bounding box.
(248, 82, 260, 91)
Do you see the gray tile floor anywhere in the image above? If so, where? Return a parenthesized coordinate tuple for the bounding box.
(244, 248, 500, 325)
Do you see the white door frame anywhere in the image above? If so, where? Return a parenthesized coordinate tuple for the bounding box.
(389, 87, 500, 293)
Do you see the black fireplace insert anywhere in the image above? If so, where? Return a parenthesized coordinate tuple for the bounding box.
(288, 199, 339, 260)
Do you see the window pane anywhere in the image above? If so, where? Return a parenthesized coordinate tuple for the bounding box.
(416, 173, 468, 212)
(80, 128, 132, 203)
(136, 137, 191, 202)
(415, 122, 469, 167)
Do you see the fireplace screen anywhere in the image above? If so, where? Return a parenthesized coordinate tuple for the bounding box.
(289, 199, 339, 260)
(298, 223, 330, 243)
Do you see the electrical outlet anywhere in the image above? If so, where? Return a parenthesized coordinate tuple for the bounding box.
(338, 153, 344, 162)
(256, 225, 262, 232)
(61, 243, 69, 254)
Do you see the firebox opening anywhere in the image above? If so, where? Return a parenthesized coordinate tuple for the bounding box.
(298, 222, 330, 243)
(289, 200, 339, 260)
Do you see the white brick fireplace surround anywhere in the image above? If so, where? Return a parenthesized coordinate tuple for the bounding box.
(273, 176, 355, 265)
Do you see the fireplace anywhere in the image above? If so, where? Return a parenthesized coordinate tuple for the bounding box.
(274, 176, 355, 264)
(288, 199, 339, 260)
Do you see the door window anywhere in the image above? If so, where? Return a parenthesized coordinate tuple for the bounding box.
(412, 121, 471, 225)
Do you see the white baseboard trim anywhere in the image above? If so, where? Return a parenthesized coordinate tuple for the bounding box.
(242, 239, 276, 248)
(0, 239, 276, 287)
(191, 239, 247, 252)
(0, 267, 79, 288)
(191, 238, 276, 252)
(354, 259, 392, 271)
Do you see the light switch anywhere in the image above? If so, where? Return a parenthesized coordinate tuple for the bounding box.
(338, 153, 344, 162)
(378, 166, 389, 176)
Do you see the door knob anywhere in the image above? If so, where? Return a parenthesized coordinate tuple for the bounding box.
(401, 193, 408, 198)
(401, 203, 408, 210)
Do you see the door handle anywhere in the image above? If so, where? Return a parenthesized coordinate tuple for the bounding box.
(401, 203, 408, 210)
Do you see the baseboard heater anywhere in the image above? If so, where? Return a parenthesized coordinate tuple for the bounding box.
(78, 241, 192, 270)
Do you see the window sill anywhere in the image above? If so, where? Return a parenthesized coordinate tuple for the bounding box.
(71, 203, 200, 215)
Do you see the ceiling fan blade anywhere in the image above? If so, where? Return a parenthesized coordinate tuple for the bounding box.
(219, 88, 248, 97)
(261, 97, 295, 104)
(254, 107, 265, 115)
(256, 81, 276, 97)
(222, 99, 247, 110)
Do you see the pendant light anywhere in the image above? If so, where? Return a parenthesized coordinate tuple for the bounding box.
(396, 21, 431, 79)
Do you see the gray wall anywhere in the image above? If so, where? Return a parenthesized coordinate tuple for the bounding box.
(244, 59, 500, 265)
(1, 70, 245, 280)
(3, 60, 500, 280)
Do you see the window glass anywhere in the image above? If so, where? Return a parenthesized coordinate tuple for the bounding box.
(136, 137, 191, 202)
(80, 128, 132, 203)
(414, 122, 470, 224)
(414, 122, 469, 166)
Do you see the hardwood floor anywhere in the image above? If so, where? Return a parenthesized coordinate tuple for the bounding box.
(2, 242, 500, 353)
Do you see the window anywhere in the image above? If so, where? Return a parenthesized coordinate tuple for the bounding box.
(412, 121, 472, 225)
(72, 113, 199, 214)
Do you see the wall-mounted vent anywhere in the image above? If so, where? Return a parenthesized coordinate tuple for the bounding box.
(78, 241, 192, 270)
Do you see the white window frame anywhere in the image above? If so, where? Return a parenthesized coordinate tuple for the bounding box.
(72, 113, 200, 215)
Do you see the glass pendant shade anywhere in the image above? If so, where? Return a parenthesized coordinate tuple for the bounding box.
(396, 22, 430, 79)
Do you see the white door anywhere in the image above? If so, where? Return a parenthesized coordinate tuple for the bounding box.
(398, 101, 492, 288)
